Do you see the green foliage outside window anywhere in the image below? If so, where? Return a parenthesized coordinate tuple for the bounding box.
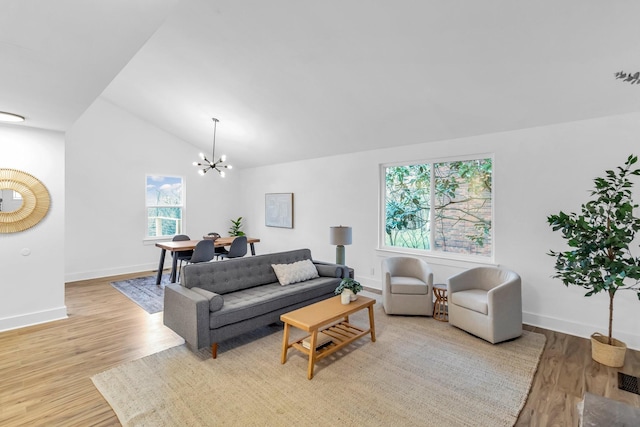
(385, 158, 492, 256)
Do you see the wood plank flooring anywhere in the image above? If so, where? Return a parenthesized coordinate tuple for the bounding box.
(517, 324, 640, 426)
(0, 273, 638, 426)
(0, 272, 183, 427)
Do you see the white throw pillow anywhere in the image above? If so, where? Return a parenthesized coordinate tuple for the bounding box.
(272, 259, 319, 286)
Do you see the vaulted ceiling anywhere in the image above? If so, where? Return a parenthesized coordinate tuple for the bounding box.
(3, 1, 640, 168)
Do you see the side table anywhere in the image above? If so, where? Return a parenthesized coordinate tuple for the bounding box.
(433, 283, 448, 322)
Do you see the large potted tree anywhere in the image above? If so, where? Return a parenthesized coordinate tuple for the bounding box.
(547, 154, 640, 367)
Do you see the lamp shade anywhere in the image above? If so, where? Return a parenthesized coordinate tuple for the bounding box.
(329, 226, 352, 246)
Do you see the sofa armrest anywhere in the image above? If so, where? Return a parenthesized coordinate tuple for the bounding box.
(163, 284, 211, 350)
(313, 260, 348, 278)
(190, 287, 224, 312)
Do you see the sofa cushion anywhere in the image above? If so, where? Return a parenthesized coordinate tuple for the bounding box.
(272, 259, 319, 285)
(209, 277, 337, 329)
(450, 289, 488, 315)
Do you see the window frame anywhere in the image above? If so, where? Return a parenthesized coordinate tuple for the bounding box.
(379, 154, 495, 263)
(144, 174, 186, 242)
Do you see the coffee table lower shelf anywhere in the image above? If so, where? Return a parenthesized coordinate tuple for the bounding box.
(290, 321, 369, 359)
(280, 295, 376, 379)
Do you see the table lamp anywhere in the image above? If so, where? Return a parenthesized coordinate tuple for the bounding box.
(330, 226, 352, 265)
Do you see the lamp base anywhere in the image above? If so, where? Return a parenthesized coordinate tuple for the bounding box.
(335, 245, 345, 265)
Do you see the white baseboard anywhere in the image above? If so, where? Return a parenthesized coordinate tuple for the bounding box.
(65, 262, 159, 283)
(523, 311, 640, 351)
(358, 273, 640, 351)
(0, 306, 68, 333)
(358, 276, 381, 291)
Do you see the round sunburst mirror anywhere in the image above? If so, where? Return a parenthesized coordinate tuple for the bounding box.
(0, 168, 50, 233)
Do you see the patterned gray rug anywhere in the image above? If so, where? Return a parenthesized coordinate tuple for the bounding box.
(111, 275, 170, 314)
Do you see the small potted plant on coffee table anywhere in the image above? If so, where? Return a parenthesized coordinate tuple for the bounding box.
(335, 278, 363, 304)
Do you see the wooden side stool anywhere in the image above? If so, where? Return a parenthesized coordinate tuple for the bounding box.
(433, 283, 448, 322)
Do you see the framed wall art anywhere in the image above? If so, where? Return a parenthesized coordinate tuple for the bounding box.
(265, 193, 293, 228)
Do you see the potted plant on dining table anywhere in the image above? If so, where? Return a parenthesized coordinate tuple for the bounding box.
(229, 216, 246, 237)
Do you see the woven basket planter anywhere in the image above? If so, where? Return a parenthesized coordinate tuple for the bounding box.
(591, 332, 627, 367)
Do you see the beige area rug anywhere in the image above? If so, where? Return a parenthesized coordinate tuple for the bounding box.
(92, 300, 546, 426)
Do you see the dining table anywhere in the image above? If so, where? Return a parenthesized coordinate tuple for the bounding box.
(155, 236, 261, 285)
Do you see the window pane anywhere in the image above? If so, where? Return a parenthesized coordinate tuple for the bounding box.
(433, 159, 492, 256)
(146, 175, 182, 207)
(146, 175, 184, 238)
(384, 164, 431, 249)
(147, 207, 183, 237)
(383, 157, 492, 257)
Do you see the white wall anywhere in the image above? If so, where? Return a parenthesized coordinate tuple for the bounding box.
(65, 98, 243, 281)
(240, 112, 640, 349)
(0, 124, 66, 331)
(57, 103, 640, 349)
(8, 92, 638, 348)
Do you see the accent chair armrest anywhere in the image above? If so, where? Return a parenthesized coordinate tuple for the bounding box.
(447, 269, 476, 294)
(417, 262, 434, 289)
(487, 275, 522, 318)
(383, 271, 392, 293)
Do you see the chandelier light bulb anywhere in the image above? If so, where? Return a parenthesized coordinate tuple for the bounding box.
(227, 165, 233, 170)
(193, 118, 231, 178)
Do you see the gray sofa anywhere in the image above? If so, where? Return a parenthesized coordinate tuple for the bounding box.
(163, 248, 348, 358)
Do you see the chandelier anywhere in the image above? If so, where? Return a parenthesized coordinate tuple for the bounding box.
(193, 118, 232, 177)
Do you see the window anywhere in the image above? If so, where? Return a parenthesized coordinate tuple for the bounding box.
(13, 190, 22, 200)
(383, 156, 492, 257)
(146, 175, 184, 238)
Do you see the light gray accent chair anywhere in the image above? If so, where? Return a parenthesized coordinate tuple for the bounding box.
(382, 257, 433, 316)
(447, 266, 522, 344)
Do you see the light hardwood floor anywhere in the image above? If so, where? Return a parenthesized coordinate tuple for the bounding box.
(1, 273, 638, 426)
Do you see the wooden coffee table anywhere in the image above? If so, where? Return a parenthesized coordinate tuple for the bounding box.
(280, 295, 376, 379)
